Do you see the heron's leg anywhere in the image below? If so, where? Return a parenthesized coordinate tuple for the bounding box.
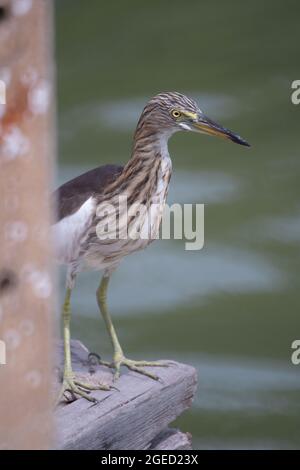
(56, 286, 111, 405)
(62, 287, 72, 377)
(97, 273, 169, 382)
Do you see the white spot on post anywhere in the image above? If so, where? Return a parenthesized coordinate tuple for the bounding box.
(20, 319, 35, 336)
(21, 264, 52, 298)
(11, 0, 33, 16)
(3, 194, 20, 212)
(4, 329, 21, 350)
(2, 126, 30, 160)
(28, 80, 51, 115)
(21, 67, 38, 86)
(25, 370, 42, 388)
(5, 221, 28, 243)
(26, 269, 52, 299)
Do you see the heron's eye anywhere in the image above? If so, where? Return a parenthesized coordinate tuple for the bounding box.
(171, 110, 181, 119)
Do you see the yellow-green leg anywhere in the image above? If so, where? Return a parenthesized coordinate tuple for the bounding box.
(56, 287, 110, 404)
(96, 274, 168, 381)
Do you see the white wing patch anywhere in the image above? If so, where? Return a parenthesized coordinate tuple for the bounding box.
(52, 196, 96, 265)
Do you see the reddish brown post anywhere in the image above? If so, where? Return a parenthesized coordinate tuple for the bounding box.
(0, 0, 55, 449)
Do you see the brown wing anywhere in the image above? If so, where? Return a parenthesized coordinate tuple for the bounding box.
(53, 164, 123, 222)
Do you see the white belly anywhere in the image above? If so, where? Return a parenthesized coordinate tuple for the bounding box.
(52, 196, 96, 265)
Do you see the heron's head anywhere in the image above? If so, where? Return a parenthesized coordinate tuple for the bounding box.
(141, 92, 250, 147)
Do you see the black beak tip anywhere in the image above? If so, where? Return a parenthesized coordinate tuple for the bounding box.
(231, 134, 251, 147)
(239, 140, 251, 148)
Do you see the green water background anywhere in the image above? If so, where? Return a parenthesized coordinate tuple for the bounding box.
(55, 0, 300, 449)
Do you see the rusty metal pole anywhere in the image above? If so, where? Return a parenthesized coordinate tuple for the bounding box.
(0, 0, 55, 449)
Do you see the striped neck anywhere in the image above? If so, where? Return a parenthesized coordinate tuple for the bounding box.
(119, 127, 172, 205)
(128, 129, 170, 166)
(100, 124, 173, 203)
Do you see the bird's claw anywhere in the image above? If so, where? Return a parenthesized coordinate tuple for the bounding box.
(55, 372, 111, 405)
(100, 355, 169, 382)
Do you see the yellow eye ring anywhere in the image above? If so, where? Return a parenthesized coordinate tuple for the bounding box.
(171, 110, 181, 119)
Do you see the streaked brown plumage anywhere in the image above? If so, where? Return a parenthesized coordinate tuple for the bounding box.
(54, 92, 250, 403)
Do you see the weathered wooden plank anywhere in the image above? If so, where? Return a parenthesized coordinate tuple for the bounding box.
(54, 340, 197, 450)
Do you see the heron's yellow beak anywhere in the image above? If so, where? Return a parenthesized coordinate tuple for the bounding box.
(192, 114, 250, 147)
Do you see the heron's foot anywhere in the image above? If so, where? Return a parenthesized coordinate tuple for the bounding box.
(101, 353, 169, 382)
(56, 371, 111, 405)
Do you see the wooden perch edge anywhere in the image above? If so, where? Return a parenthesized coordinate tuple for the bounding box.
(54, 340, 197, 450)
